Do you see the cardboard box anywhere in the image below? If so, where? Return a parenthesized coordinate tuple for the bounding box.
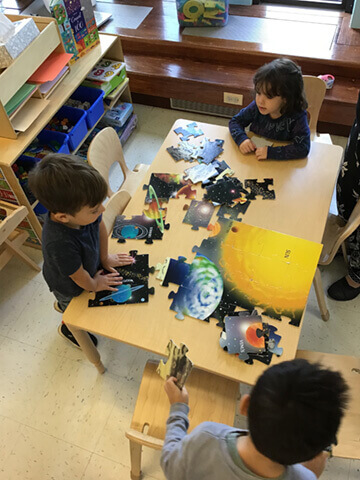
(50, 0, 99, 65)
(0, 18, 40, 68)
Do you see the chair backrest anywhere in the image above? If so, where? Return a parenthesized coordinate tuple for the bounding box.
(87, 127, 130, 197)
(102, 189, 131, 236)
(303, 75, 327, 138)
(321, 197, 360, 264)
(0, 201, 27, 245)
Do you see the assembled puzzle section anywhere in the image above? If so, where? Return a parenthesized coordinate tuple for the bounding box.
(88, 251, 155, 307)
(143, 173, 196, 203)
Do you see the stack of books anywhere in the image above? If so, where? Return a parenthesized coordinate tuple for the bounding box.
(82, 59, 127, 98)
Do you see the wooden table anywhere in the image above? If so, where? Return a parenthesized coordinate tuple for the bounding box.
(64, 119, 343, 385)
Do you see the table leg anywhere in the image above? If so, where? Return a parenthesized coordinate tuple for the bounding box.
(65, 324, 105, 374)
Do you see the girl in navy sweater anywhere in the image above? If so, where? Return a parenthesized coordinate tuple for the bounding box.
(229, 58, 310, 161)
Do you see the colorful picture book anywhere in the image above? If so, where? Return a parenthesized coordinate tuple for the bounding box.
(82, 59, 126, 97)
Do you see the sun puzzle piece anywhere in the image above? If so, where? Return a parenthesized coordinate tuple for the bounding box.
(156, 339, 193, 389)
(174, 122, 204, 141)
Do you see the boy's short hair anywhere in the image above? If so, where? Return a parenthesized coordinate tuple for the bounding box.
(248, 359, 348, 465)
(28, 154, 108, 215)
(254, 58, 308, 114)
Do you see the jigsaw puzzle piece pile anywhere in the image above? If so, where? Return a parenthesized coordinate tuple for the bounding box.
(88, 250, 155, 307)
(219, 310, 283, 365)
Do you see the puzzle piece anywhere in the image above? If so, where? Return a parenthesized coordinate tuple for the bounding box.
(174, 122, 204, 141)
(264, 324, 283, 356)
(156, 340, 193, 389)
(184, 162, 219, 184)
(244, 178, 275, 200)
(203, 176, 250, 206)
(183, 200, 215, 230)
(159, 256, 190, 287)
(143, 173, 193, 202)
(166, 141, 198, 162)
(88, 252, 155, 307)
(197, 138, 224, 164)
(217, 199, 251, 220)
(168, 254, 223, 322)
(112, 213, 169, 244)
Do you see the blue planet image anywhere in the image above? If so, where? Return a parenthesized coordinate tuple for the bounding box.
(99, 284, 144, 303)
(170, 254, 223, 320)
(121, 225, 138, 239)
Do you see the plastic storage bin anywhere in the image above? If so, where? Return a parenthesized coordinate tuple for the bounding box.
(45, 105, 88, 151)
(25, 130, 70, 157)
(176, 0, 229, 27)
(69, 86, 105, 129)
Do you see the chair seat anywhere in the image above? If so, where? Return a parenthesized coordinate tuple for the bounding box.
(130, 360, 239, 441)
(296, 350, 360, 460)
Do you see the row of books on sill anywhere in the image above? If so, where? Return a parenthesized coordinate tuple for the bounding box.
(5, 58, 128, 133)
(12, 99, 136, 222)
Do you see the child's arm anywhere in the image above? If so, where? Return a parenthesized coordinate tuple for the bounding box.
(160, 378, 190, 479)
(99, 219, 133, 272)
(229, 101, 257, 153)
(264, 111, 311, 160)
(70, 265, 123, 292)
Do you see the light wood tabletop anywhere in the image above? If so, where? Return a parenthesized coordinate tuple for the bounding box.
(64, 119, 343, 384)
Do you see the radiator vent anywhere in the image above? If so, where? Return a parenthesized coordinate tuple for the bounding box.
(170, 98, 239, 118)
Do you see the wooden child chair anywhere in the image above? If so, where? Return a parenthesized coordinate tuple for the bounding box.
(87, 127, 149, 197)
(303, 75, 332, 144)
(313, 197, 360, 321)
(0, 201, 40, 272)
(125, 360, 239, 480)
(102, 189, 131, 235)
(296, 350, 360, 460)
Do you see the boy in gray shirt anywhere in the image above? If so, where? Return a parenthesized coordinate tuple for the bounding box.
(161, 359, 348, 480)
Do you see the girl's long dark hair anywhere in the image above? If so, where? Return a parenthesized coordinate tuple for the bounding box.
(254, 58, 308, 115)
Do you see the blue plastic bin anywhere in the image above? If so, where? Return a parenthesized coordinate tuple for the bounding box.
(70, 86, 105, 129)
(46, 105, 88, 151)
(37, 130, 70, 154)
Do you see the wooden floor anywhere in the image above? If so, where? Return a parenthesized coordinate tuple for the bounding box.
(9, 0, 360, 134)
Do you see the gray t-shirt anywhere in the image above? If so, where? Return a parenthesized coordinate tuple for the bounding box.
(161, 403, 316, 480)
(42, 213, 101, 298)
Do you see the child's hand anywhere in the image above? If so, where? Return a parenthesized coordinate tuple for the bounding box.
(255, 146, 268, 160)
(239, 139, 256, 154)
(94, 270, 123, 292)
(102, 253, 134, 273)
(164, 377, 189, 405)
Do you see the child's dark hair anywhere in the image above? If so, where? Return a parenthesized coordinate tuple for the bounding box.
(248, 359, 348, 465)
(254, 58, 308, 114)
(28, 154, 108, 215)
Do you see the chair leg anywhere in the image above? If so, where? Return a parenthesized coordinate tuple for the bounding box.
(341, 242, 348, 267)
(313, 268, 330, 321)
(129, 440, 142, 480)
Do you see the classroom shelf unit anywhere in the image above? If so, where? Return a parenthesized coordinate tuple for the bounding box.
(0, 16, 132, 248)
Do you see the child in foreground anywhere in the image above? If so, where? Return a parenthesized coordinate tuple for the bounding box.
(29, 154, 133, 347)
(229, 58, 311, 160)
(161, 359, 348, 480)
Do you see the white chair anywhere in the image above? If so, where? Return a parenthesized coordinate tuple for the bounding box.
(87, 127, 149, 197)
(313, 197, 360, 320)
(102, 190, 131, 236)
(303, 75, 332, 144)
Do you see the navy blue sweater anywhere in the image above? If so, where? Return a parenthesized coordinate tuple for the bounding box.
(229, 101, 311, 160)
